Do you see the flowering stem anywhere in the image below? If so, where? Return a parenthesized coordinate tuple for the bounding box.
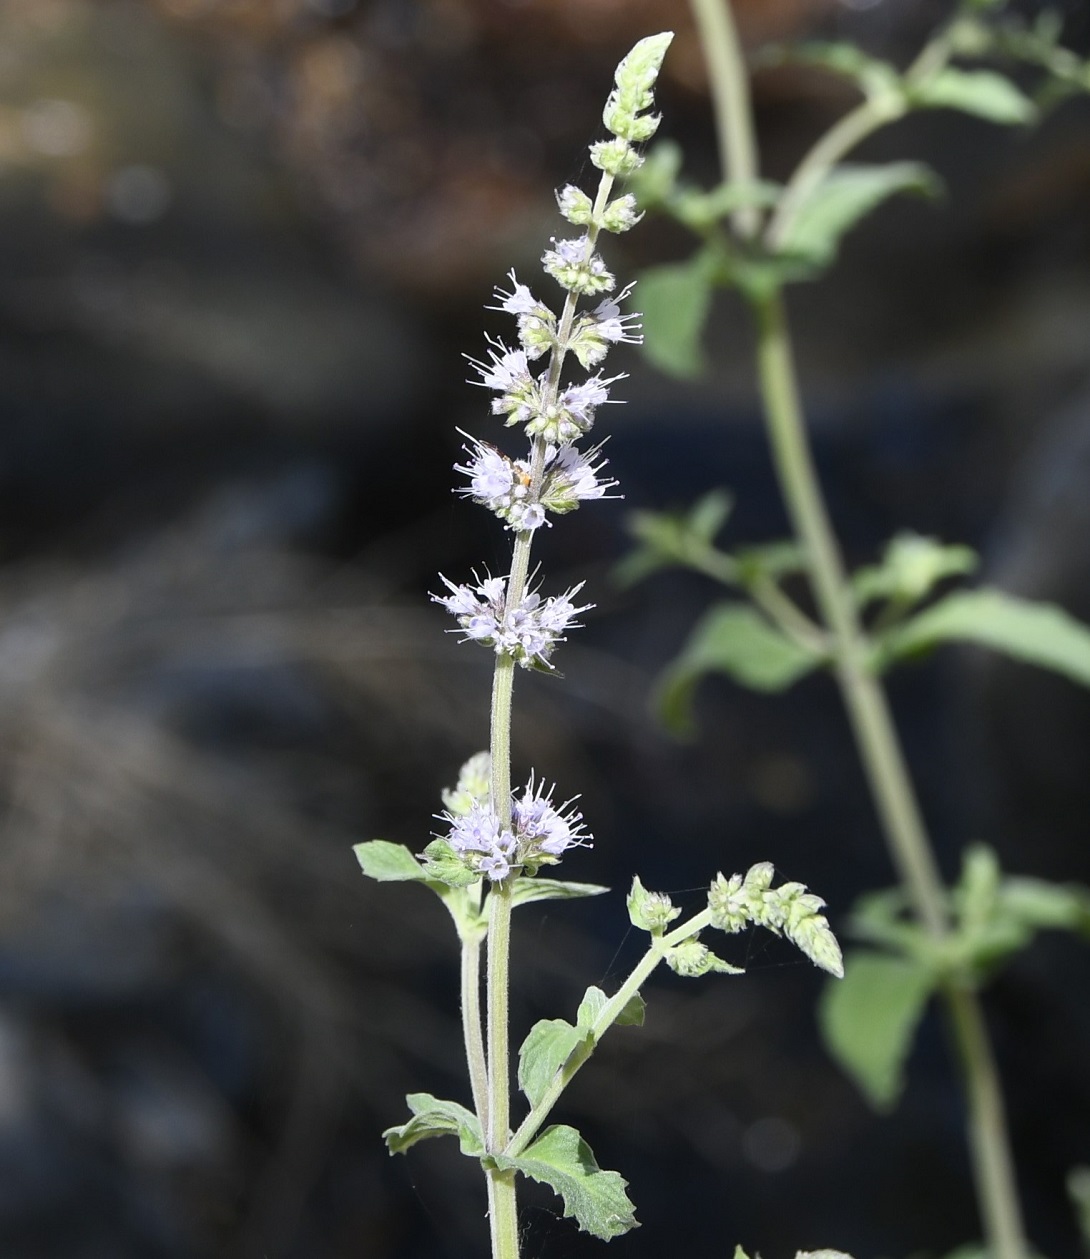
(695, 4, 1029, 1256)
(506, 908, 714, 1159)
(479, 159, 624, 1258)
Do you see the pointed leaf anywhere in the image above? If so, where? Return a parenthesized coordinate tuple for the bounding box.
(874, 588, 1090, 688)
(780, 162, 941, 269)
(510, 877, 609, 907)
(760, 39, 901, 100)
(1000, 876, 1090, 936)
(734, 539, 807, 584)
(518, 1019, 585, 1108)
(495, 1125, 638, 1240)
(673, 179, 782, 233)
(819, 951, 935, 1110)
(419, 838, 480, 888)
(910, 67, 1036, 124)
(616, 491, 735, 588)
(637, 251, 717, 379)
(657, 602, 824, 735)
(383, 1093, 483, 1156)
(852, 533, 978, 608)
(354, 840, 427, 882)
(577, 985, 646, 1030)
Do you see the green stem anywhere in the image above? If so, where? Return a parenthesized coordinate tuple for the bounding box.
(462, 931, 489, 1133)
(751, 281, 1028, 1259)
(690, 0, 760, 237)
(506, 910, 714, 1158)
(752, 289, 948, 932)
(693, 5, 1029, 1255)
(480, 163, 618, 1259)
(765, 18, 957, 250)
(945, 981, 1028, 1259)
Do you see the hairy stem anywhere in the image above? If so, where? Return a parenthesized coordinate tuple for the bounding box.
(462, 930, 489, 1132)
(481, 165, 618, 1258)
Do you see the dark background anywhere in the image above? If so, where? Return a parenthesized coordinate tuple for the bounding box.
(0, 0, 1088, 1256)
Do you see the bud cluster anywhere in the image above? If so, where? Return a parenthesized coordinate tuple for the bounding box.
(709, 863, 844, 977)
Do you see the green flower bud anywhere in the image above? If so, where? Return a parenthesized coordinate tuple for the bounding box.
(441, 751, 491, 816)
(599, 193, 643, 234)
(627, 875, 681, 934)
(590, 138, 643, 178)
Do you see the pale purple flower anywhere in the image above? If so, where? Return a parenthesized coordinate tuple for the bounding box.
(542, 236, 615, 296)
(547, 236, 588, 266)
(480, 852, 512, 881)
(541, 442, 618, 512)
(454, 435, 548, 532)
(432, 573, 482, 618)
(593, 284, 642, 346)
(559, 373, 623, 430)
(491, 269, 538, 316)
(514, 776, 591, 857)
(466, 340, 532, 393)
(433, 573, 591, 668)
(448, 802, 504, 854)
(455, 436, 514, 506)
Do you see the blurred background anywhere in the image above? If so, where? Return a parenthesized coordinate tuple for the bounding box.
(0, 0, 1087, 1255)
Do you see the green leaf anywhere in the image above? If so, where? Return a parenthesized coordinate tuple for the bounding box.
(779, 162, 941, 270)
(577, 985, 646, 1030)
(510, 877, 610, 907)
(419, 838, 480, 888)
(665, 936, 744, 977)
(656, 602, 824, 735)
(673, 179, 782, 233)
(819, 950, 935, 1110)
(494, 1125, 638, 1240)
(354, 839, 485, 940)
(383, 1093, 483, 1157)
(874, 588, 1090, 688)
(759, 39, 901, 100)
(637, 251, 717, 379)
(909, 67, 1036, 124)
(615, 491, 734, 588)
(1068, 1166, 1090, 1250)
(734, 539, 807, 584)
(1000, 876, 1090, 936)
(852, 533, 978, 609)
(518, 1019, 585, 1108)
(354, 840, 427, 882)
(630, 139, 683, 209)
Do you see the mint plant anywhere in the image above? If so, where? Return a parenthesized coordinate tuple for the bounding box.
(623, 2, 1090, 1257)
(355, 33, 845, 1259)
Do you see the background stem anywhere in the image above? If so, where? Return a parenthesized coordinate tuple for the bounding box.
(692, 4, 1030, 1255)
(690, 0, 760, 237)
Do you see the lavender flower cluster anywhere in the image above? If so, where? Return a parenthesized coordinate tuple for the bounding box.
(439, 775, 590, 883)
(432, 167, 651, 667)
(433, 573, 589, 670)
